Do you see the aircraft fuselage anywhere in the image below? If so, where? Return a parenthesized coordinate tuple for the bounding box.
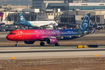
(6, 29, 85, 41)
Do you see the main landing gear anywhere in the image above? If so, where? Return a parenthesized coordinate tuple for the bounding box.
(55, 43, 59, 46)
(40, 41, 59, 46)
(15, 41, 18, 46)
(40, 41, 45, 46)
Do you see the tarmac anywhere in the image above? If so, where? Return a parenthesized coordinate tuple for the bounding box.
(0, 48, 105, 59)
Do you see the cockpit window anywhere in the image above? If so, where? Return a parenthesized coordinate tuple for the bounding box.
(9, 33, 16, 35)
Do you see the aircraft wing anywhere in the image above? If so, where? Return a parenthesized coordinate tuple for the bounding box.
(44, 34, 85, 40)
(44, 30, 92, 40)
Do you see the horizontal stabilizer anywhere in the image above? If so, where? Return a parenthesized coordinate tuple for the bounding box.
(92, 28, 96, 34)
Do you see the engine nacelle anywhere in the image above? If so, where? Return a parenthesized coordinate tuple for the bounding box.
(46, 38, 57, 44)
(84, 31, 88, 34)
(24, 41, 35, 44)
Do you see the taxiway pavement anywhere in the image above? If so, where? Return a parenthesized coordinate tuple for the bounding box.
(0, 48, 105, 59)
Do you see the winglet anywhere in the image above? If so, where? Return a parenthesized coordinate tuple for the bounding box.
(92, 28, 96, 34)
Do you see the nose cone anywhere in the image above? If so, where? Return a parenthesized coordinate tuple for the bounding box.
(6, 35, 13, 40)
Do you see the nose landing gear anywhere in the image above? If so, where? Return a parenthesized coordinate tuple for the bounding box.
(15, 41, 18, 46)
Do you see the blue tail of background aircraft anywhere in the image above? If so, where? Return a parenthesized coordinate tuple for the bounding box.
(19, 13, 35, 27)
(19, 13, 27, 24)
(79, 13, 90, 30)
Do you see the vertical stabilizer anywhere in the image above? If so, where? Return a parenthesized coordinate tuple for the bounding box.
(79, 13, 90, 30)
(0, 12, 4, 21)
(19, 13, 27, 24)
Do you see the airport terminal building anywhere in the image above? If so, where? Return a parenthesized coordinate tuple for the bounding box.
(46, 3, 105, 25)
(47, 3, 105, 11)
(1, 2, 105, 29)
(32, 0, 82, 9)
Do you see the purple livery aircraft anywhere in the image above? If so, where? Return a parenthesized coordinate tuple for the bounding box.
(6, 13, 96, 46)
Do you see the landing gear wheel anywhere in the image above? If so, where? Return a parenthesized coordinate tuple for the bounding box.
(55, 43, 59, 46)
(15, 41, 18, 46)
(40, 42, 45, 46)
(15, 44, 18, 46)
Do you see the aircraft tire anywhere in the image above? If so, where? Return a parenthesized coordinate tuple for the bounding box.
(15, 44, 18, 46)
(55, 43, 59, 46)
(24, 41, 35, 44)
(40, 42, 45, 46)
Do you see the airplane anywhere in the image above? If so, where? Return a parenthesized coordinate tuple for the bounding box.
(6, 13, 95, 46)
(0, 12, 5, 25)
(18, 13, 58, 28)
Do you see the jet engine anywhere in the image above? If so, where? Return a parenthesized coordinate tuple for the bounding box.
(24, 41, 35, 44)
(46, 38, 57, 44)
(84, 31, 88, 34)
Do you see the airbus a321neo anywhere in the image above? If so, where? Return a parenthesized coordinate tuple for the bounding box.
(6, 13, 95, 46)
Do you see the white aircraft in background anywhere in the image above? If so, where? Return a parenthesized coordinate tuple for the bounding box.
(19, 13, 58, 28)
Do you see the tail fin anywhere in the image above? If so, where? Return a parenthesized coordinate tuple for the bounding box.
(79, 13, 90, 30)
(0, 12, 4, 21)
(19, 13, 27, 24)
